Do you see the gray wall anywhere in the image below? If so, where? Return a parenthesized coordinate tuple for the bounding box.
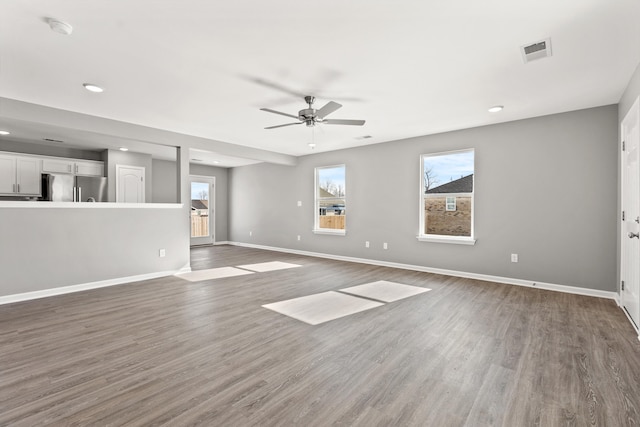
(0, 139, 104, 161)
(152, 159, 178, 203)
(229, 105, 618, 292)
(0, 206, 189, 296)
(190, 163, 229, 242)
(105, 149, 153, 202)
(149, 160, 230, 242)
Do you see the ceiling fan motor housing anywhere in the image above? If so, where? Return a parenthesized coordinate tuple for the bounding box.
(299, 108, 317, 125)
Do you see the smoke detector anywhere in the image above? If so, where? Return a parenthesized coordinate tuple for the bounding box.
(47, 18, 73, 35)
(521, 38, 552, 63)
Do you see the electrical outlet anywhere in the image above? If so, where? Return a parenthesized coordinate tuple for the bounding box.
(297, 235, 301, 241)
(159, 249, 166, 258)
(249, 231, 252, 237)
(365, 241, 370, 248)
(383, 242, 388, 250)
(511, 253, 518, 263)
(297, 201, 302, 207)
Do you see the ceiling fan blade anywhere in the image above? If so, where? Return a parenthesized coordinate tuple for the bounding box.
(243, 76, 307, 98)
(260, 108, 299, 120)
(265, 122, 303, 130)
(316, 101, 342, 119)
(323, 119, 366, 126)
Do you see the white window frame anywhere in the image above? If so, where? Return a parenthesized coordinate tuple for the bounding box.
(445, 196, 456, 211)
(313, 164, 346, 236)
(418, 149, 476, 245)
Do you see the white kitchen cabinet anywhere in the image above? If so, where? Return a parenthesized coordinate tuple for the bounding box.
(42, 158, 74, 174)
(0, 154, 41, 196)
(0, 155, 16, 193)
(74, 160, 104, 177)
(42, 158, 103, 177)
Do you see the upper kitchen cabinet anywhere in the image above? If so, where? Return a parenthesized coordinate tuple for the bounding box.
(75, 160, 104, 177)
(41, 158, 73, 174)
(0, 153, 41, 196)
(42, 158, 104, 177)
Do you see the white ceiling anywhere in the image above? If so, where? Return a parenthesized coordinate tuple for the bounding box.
(1, 0, 639, 167)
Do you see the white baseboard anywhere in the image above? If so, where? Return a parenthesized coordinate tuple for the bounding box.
(214, 241, 230, 246)
(228, 241, 618, 301)
(0, 270, 182, 305)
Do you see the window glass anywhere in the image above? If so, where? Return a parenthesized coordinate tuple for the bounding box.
(421, 150, 474, 238)
(315, 165, 346, 232)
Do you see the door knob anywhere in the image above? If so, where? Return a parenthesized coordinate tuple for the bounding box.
(629, 232, 639, 239)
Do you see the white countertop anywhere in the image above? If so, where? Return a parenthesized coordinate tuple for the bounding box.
(0, 201, 184, 209)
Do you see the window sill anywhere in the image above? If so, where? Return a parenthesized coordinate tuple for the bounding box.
(417, 235, 476, 245)
(313, 229, 346, 236)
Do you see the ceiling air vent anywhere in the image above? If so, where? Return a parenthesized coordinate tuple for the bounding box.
(521, 38, 552, 64)
(43, 138, 64, 143)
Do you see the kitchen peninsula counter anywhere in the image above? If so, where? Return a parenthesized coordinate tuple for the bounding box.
(0, 201, 183, 208)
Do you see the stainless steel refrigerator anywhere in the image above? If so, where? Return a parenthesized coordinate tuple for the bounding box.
(42, 173, 108, 202)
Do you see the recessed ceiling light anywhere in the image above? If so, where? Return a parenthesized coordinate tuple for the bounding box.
(47, 18, 73, 35)
(308, 143, 316, 149)
(0, 130, 10, 136)
(213, 160, 220, 164)
(119, 147, 128, 151)
(83, 83, 104, 93)
(488, 105, 504, 113)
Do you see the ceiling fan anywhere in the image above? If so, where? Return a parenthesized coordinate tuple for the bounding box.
(260, 96, 365, 129)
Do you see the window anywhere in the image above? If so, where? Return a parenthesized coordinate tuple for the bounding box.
(315, 165, 346, 235)
(445, 196, 456, 211)
(419, 149, 475, 244)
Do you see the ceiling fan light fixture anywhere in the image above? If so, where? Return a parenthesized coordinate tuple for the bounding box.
(488, 105, 504, 113)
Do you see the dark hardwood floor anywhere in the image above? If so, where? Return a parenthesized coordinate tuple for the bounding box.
(1, 245, 639, 426)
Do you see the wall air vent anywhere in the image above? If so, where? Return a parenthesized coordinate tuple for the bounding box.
(521, 38, 552, 64)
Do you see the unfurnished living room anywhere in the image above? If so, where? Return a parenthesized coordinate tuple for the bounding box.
(1, 1, 640, 426)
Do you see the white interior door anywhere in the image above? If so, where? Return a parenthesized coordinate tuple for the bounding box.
(116, 165, 145, 203)
(621, 97, 640, 330)
(190, 176, 215, 246)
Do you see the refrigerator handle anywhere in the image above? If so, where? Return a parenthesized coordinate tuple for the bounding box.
(78, 187, 82, 202)
(73, 186, 76, 202)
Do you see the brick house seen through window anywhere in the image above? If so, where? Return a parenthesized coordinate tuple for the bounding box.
(425, 174, 473, 237)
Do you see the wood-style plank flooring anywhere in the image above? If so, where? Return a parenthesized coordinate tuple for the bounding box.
(1, 245, 639, 426)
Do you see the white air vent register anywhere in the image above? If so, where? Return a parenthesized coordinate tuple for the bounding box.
(521, 38, 552, 63)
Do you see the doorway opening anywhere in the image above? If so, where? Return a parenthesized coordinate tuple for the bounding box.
(190, 176, 215, 246)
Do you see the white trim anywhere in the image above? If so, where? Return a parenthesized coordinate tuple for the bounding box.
(417, 235, 476, 245)
(189, 175, 216, 246)
(313, 228, 346, 236)
(620, 95, 640, 334)
(214, 240, 230, 245)
(0, 267, 189, 305)
(620, 304, 640, 335)
(315, 164, 346, 233)
(0, 201, 182, 209)
(420, 149, 475, 240)
(227, 241, 617, 301)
